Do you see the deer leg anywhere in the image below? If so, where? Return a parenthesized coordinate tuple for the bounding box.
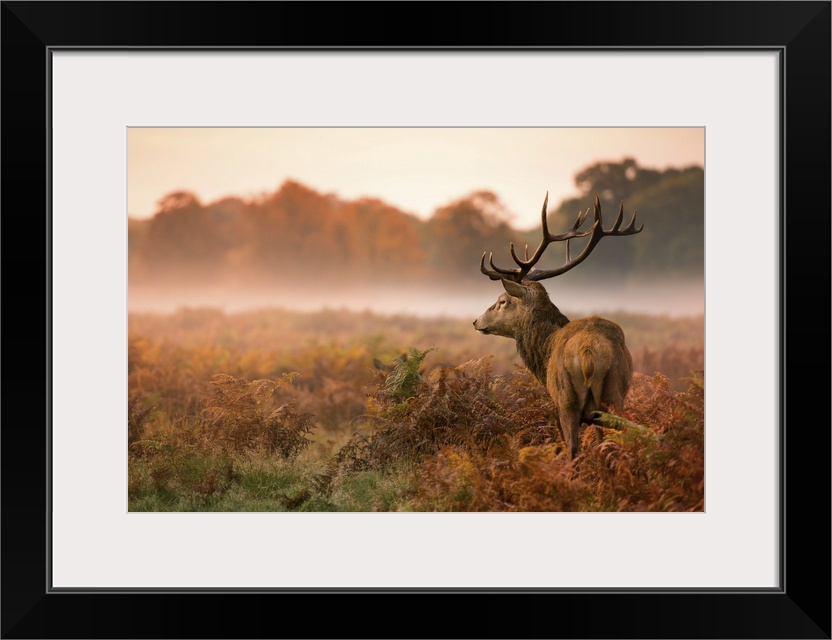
(559, 408, 581, 460)
(557, 374, 585, 460)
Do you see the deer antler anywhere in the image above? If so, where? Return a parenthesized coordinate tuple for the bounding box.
(480, 192, 643, 283)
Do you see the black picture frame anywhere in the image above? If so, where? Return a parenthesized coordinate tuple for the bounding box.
(2, 2, 829, 638)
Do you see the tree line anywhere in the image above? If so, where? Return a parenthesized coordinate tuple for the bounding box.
(129, 159, 704, 289)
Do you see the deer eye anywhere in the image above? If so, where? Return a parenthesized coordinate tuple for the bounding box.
(499, 298, 507, 306)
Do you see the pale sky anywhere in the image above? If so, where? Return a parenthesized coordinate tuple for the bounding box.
(128, 128, 703, 230)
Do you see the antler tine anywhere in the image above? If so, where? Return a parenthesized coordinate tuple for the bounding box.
(574, 206, 592, 229)
(621, 206, 643, 234)
(594, 194, 604, 230)
(508, 242, 526, 268)
(479, 252, 501, 280)
(489, 251, 522, 277)
(480, 251, 520, 281)
(630, 212, 644, 233)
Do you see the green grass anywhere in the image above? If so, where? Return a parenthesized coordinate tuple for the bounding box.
(328, 468, 416, 512)
(128, 447, 415, 512)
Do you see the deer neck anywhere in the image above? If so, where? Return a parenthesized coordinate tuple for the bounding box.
(515, 303, 569, 385)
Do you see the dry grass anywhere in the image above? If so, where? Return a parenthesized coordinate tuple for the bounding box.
(319, 350, 703, 512)
(128, 307, 704, 512)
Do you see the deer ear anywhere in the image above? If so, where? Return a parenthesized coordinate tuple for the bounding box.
(502, 279, 530, 300)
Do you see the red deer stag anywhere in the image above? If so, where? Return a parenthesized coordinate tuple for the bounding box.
(473, 193, 643, 459)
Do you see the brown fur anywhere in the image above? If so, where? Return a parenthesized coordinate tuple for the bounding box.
(474, 281, 633, 459)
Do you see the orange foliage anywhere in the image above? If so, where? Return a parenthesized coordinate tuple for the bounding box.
(401, 370, 704, 512)
(128, 307, 703, 512)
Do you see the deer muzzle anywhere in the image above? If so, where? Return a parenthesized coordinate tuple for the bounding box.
(473, 318, 490, 334)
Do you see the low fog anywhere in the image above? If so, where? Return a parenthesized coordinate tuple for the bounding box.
(128, 277, 704, 320)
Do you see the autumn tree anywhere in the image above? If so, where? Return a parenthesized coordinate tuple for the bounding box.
(139, 191, 237, 283)
(240, 181, 430, 284)
(425, 191, 516, 280)
(337, 198, 427, 283)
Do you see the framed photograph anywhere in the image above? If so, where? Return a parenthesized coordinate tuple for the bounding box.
(3, 2, 829, 638)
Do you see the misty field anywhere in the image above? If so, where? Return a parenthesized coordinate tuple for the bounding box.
(128, 306, 704, 512)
